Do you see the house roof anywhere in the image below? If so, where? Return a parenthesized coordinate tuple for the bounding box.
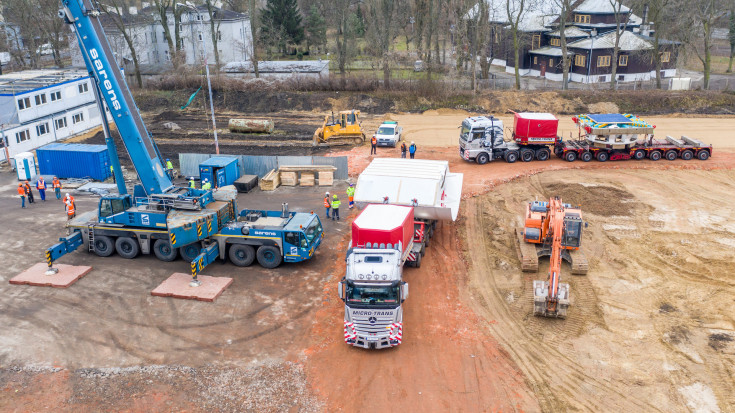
(568, 30, 653, 51)
(574, 0, 630, 14)
(529, 47, 573, 57)
(548, 26, 589, 38)
(466, 0, 561, 32)
(223, 60, 329, 74)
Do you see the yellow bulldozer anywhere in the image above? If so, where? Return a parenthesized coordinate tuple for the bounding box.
(313, 110, 366, 145)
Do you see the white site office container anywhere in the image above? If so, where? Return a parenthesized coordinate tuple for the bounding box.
(354, 158, 463, 221)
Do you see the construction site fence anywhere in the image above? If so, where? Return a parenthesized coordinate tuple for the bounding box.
(178, 154, 349, 180)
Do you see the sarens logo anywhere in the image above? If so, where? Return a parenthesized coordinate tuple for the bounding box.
(254, 230, 277, 237)
(88, 48, 121, 111)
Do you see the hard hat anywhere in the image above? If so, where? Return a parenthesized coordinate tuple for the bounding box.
(411, 141, 415, 144)
(204, 178, 208, 182)
(333, 194, 338, 199)
(65, 193, 69, 197)
(166, 158, 170, 161)
(349, 183, 354, 186)
(326, 191, 330, 195)
(18, 183, 21, 186)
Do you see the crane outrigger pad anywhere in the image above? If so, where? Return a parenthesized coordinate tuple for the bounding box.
(10, 263, 92, 288)
(151, 273, 232, 302)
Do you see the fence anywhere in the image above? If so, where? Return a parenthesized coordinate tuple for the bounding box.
(178, 153, 349, 180)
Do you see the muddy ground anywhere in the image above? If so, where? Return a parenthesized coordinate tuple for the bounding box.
(1, 105, 735, 411)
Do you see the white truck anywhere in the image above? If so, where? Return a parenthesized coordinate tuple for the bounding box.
(338, 204, 412, 349)
(373, 121, 402, 147)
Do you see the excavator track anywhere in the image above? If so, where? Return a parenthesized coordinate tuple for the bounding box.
(567, 248, 589, 275)
(515, 228, 538, 272)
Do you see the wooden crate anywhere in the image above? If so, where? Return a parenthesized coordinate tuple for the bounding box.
(281, 171, 297, 186)
(258, 169, 280, 191)
(300, 172, 315, 186)
(318, 171, 334, 186)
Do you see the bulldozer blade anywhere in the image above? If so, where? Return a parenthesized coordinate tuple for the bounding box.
(516, 228, 538, 272)
(567, 249, 589, 275)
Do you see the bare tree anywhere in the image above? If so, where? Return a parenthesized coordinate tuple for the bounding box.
(728, 4, 735, 73)
(203, 0, 222, 68)
(366, 0, 402, 88)
(3, 0, 44, 68)
(506, 0, 528, 90)
(673, 0, 726, 89)
(608, 0, 631, 90)
(249, 0, 260, 77)
(551, 0, 573, 89)
(153, 0, 184, 68)
(99, 0, 144, 87)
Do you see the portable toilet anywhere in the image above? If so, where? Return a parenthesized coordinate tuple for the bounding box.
(14, 152, 38, 181)
(199, 156, 240, 188)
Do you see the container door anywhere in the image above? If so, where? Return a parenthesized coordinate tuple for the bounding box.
(216, 168, 226, 188)
(199, 166, 212, 184)
(22, 159, 30, 180)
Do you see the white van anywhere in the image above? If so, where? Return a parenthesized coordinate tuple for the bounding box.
(373, 121, 402, 147)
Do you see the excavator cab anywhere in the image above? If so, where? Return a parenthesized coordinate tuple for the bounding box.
(561, 217, 583, 248)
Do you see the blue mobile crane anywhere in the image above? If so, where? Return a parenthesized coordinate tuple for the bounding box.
(46, 0, 323, 279)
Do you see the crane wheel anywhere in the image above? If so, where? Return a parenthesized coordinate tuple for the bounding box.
(153, 239, 178, 261)
(229, 244, 256, 267)
(180, 243, 202, 262)
(93, 235, 115, 257)
(257, 246, 282, 269)
(115, 237, 140, 259)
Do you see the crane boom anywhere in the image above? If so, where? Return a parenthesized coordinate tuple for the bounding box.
(61, 0, 172, 195)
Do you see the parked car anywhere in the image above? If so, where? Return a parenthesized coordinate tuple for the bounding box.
(373, 121, 403, 147)
(36, 44, 53, 56)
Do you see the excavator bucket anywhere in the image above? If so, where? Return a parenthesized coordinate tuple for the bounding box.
(532, 280, 570, 318)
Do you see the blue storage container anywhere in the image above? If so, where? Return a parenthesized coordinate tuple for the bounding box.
(199, 156, 240, 188)
(36, 143, 112, 181)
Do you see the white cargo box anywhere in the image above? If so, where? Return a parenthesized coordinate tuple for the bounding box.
(354, 158, 463, 221)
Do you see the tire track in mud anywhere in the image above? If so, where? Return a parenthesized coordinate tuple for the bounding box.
(465, 197, 666, 412)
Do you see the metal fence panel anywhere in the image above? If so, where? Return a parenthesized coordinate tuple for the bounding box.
(277, 156, 313, 167)
(241, 155, 278, 177)
(313, 156, 348, 179)
(179, 153, 213, 177)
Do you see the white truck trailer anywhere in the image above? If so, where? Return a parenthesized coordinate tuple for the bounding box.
(338, 204, 413, 349)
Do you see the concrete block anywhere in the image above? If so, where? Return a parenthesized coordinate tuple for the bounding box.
(151, 273, 233, 302)
(10, 263, 92, 288)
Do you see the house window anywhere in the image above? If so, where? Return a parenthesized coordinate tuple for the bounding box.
(35, 93, 47, 105)
(72, 112, 84, 124)
(36, 122, 50, 136)
(198, 31, 203, 41)
(550, 38, 560, 47)
(15, 129, 30, 143)
(575, 14, 591, 24)
(17, 97, 31, 110)
(196, 14, 202, 20)
(494, 30, 500, 44)
(597, 55, 611, 67)
(619, 55, 628, 66)
(533, 56, 538, 65)
(532, 35, 540, 49)
(217, 31, 222, 41)
(162, 31, 166, 42)
(575, 54, 586, 66)
(50, 90, 62, 101)
(55, 117, 67, 129)
(165, 50, 170, 61)
(661, 52, 670, 63)
(78, 82, 89, 94)
(550, 58, 554, 66)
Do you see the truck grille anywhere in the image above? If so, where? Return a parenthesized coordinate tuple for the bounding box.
(351, 314, 394, 334)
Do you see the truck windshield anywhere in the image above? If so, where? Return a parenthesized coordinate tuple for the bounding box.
(304, 217, 323, 245)
(461, 122, 471, 140)
(346, 282, 399, 307)
(377, 127, 394, 135)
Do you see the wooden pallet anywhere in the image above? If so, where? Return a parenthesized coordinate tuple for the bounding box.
(258, 169, 280, 191)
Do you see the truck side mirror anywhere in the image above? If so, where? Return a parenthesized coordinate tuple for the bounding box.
(401, 282, 409, 302)
(337, 281, 345, 301)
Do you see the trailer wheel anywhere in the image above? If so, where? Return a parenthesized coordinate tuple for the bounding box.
(697, 150, 710, 160)
(413, 253, 422, 268)
(633, 149, 646, 160)
(420, 243, 426, 257)
(93, 235, 115, 257)
(535, 148, 551, 161)
(153, 239, 178, 262)
(649, 151, 662, 161)
(564, 151, 577, 162)
(476, 152, 490, 165)
(521, 149, 534, 162)
(115, 237, 139, 259)
(665, 150, 678, 161)
(681, 150, 694, 160)
(180, 243, 202, 262)
(504, 150, 519, 163)
(229, 244, 255, 267)
(257, 246, 282, 269)
(581, 151, 592, 162)
(596, 151, 609, 162)
(424, 236, 430, 248)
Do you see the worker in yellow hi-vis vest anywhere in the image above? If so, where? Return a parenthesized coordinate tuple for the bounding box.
(346, 183, 355, 209)
(331, 194, 341, 221)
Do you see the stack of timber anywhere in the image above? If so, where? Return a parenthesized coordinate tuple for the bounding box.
(259, 169, 280, 191)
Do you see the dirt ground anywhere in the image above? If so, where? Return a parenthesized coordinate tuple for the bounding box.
(2, 107, 735, 412)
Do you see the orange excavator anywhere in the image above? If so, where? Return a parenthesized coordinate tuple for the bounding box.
(516, 197, 587, 318)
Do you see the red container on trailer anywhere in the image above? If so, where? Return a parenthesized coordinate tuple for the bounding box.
(513, 112, 559, 145)
(352, 204, 414, 255)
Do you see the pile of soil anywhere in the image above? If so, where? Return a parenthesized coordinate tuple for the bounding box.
(543, 183, 635, 217)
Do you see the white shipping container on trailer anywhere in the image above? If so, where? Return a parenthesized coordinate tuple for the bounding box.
(354, 158, 463, 221)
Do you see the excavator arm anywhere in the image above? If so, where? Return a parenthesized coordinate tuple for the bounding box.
(533, 197, 571, 318)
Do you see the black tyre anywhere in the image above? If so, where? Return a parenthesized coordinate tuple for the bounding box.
(521, 149, 534, 162)
(257, 246, 282, 269)
(424, 236, 430, 248)
(564, 151, 577, 162)
(634, 149, 646, 160)
(581, 151, 593, 162)
(153, 239, 178, 262)
(665, 150, 678, 161)
(93, 235, 114, 257)
(115, 237, 139, 259)
(476, 152, 490, 165)
(681, 150, 694, 160)
(420, 243, 426, 257)
(229, 244, 256, 267)
(697, 150, 710, 160)
(505, 151, 519, 163)
(535, 148, 551, 161)
(649, 151, 662, 161)
(180, 243, 202, 262)
(414, 253, 422, 268)
(596, 151, 609, 162)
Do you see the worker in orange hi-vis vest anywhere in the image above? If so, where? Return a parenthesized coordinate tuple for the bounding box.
(65, 198, 76, 220)
(36, 176, 47, 201)
(52, 176, 62, 199)
(17, 183, 26, 208)
(370, 135, 378, 155)
(24, 181, 34, 204)
(324, 191, 331, 219)
(62, 193, 75, 207)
